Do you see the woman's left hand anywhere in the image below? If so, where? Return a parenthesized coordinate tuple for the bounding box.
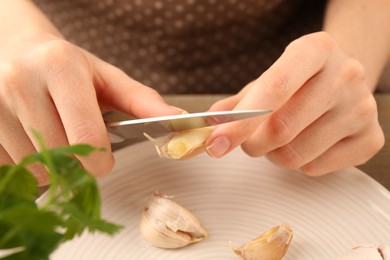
(205, 32, 384, 176)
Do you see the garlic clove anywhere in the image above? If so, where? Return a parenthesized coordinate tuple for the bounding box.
(144, 127, 213, 160)
(140, 191, 208, 249)
(166, 127, 212, 160)
(231, 223, 293, 260)
(170, 114, 208, 132)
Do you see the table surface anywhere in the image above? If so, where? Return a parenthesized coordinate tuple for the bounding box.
(160, 94, 390, 191)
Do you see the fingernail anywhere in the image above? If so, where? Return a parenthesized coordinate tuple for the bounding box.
(206, 136, 231, 158)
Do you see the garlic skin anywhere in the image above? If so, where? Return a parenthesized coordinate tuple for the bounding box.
(335, 244, 390, 260)
(231, 224, 293, 260)
(140, 191, 208, 249)
(144, 127, 213, 160)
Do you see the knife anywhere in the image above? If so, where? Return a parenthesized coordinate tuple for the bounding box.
(106, 110, 271, 143)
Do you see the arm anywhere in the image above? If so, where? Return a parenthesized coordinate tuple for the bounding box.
(323, 0, 390, 91)
(0, 1, 183, 185)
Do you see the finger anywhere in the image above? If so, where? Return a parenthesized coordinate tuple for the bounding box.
(0, 70, 50, 185)
(244, 57, 373, 159)
(264, 108, 357, 170)
(0, 103, 37, 163)
(206, 33, 333, 157)
(240, 68, 336, 157)
(9, 75, 69, 150)
(0, 144, 13, 165)
(0, 118, 49, 185)
(13, 87, 68, 186)
(89, 55, 184, 118)
(28, 164, 50, 187)
(299, 125, 384, 176)
(45, 51, 113, 176)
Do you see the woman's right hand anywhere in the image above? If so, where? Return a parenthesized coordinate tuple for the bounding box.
(0, 34, 182, 185)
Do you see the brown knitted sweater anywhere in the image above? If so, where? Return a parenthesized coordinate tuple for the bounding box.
(32, 0, 327, 94)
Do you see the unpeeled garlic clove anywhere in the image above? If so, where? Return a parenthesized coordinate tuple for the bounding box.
(140, 191, 208, 249)
(144, 127, 213, 160)
(231, 223, 293, 260)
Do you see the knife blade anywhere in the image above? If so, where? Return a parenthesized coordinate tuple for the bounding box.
(106, 110, 271, 143)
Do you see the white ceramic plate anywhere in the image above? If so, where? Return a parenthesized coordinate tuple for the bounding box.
(52, 141, 390, 259)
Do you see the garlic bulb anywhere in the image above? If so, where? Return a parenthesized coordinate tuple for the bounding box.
(231, 223, 293, 260)
(335, 244, 390, 260)
(140, 191, 208, 249)
(144, 127, 213, 160)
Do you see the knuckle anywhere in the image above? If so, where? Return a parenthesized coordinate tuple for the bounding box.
(31, 40, 83, 77)
(269, 144, 304, 169)
(264, 114, 295, 146)
(288, 31, 335, 56)
(346, 136, 383, 168)
(340, 59, 366, 84)
(0, 62, 18, 94)
(356, 95, 378, 120)
(34, 40, 73, 62)
(364, 127, 385, 158)
(374, 129, 385, 152)
(259, 72, 291, 102)
(241, 142, 262, 158)
(0, 61, 29, 103)
(346, 94, 378, 130)
(0, 62, 20, 84)
(311, 31, 335, 51)
(70, 120, 106, 147)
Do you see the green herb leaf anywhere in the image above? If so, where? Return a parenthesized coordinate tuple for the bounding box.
(0, 165, 38, 201)
(0, 132, 122, 260)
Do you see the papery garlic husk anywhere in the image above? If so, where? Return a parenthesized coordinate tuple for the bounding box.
(144, 127, 213, 160)
(140, 191, 208, 249)
(334, 244, 390, 260)
(231, 223, 293, 260)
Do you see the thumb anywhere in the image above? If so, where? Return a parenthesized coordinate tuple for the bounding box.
(91, 57, 184, 118)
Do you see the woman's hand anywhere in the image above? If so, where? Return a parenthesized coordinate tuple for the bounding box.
(206, 32, 384, 175)
(0, 35, 182, 185)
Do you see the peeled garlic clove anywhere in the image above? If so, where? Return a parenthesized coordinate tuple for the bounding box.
(144, 127, 213, 160)
(140, 191, 208, 249)
(170, 115, 208, 131)
(166, 127, 213, 159)
(335, 244, 390, 260)
(231, 223, 293, 260)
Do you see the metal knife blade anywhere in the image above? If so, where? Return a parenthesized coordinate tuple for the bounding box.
(106, 110, 271, 143)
